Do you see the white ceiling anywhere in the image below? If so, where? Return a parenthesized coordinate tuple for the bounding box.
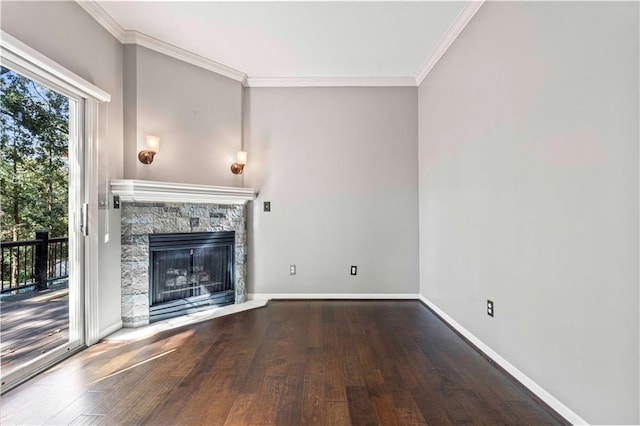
(91, 1, 472, 83)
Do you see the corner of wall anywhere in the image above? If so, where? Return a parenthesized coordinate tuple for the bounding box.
(122, 45, 137, 179)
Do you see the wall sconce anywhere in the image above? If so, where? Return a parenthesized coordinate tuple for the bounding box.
(138, 135, 160, 164)
(231, 151, 247, 174)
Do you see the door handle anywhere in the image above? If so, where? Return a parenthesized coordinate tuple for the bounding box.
(80, 203, 89, 236)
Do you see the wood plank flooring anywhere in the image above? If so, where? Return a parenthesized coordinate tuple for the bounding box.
(0, 300, 567, 425)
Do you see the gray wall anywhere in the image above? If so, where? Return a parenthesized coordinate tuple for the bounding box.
(417, 2, 639, 423)
(244, 87, 419, 296)
(1, 1, 124, 335)
(123, 45, 243, 187)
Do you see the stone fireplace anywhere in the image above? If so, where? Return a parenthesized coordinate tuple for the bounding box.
(112, 180, 257, 328)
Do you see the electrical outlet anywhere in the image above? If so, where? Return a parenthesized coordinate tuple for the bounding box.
(487, 300, 494, 317)
(264, 201, 271, 212)
(350, 265, 357, 275)
(289, 264, 296, 275)
(113, 195, 120, 209)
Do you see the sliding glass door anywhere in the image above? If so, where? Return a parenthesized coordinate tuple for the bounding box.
(0, 64, 85, 392)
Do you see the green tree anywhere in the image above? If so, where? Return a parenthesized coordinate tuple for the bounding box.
(0, 67, 69, 242)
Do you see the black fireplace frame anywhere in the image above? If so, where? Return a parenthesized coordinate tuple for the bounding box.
(148, 231, 235, 322)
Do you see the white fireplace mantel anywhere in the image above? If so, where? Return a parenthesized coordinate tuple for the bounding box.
(111, 179, 258, 204)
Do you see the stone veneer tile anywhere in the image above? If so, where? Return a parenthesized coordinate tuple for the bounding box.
(131, 223, 154, 235)
(121, 234, 148, 245)
(121, 245, 149, 263)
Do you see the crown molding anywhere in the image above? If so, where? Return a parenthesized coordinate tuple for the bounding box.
(75, 0, 247, 83)
(75, 0, 126, 43)
(415, 0, 484, 86)
(245, 76, 417, 88)
(121, 31, 247, 83)
(76, 0, 484, 88)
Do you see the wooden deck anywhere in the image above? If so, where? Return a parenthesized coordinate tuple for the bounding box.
(0, 289, 69, 372)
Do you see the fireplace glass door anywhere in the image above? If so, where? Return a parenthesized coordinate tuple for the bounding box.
(148, 231, 235, 321)
(151, 245, 233, 305)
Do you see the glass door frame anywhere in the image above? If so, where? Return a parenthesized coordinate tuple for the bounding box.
(0, 31, 109, 393)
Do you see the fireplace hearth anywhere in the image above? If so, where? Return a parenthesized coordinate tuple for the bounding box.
(149, 231, 235, 322)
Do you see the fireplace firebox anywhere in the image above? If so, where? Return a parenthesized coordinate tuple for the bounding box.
(148, 231, 235, 322)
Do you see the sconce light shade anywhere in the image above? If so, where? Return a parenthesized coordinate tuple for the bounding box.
(231, 151, 247, 174)
(236, 151, 247, 165)
(139, 135, 160, 164)
(145, 135, 160, 152)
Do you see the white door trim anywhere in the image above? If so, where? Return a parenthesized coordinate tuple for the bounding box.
(0, 30, 110, 102)
(84, 99, 101, 346)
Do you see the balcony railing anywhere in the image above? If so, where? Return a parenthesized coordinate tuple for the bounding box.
(0, 230, 69, 294)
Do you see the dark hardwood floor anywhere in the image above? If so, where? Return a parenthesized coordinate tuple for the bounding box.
(1, 300, 567, 425)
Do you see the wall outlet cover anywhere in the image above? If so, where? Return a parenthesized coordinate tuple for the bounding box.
(350, 265, 357, 275)
(487, 300, 494, 317)
(264, 201, 271, 212)
(289, 264, 296, 275)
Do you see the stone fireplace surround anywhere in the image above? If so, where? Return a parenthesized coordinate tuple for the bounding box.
(112, 180, 257, 328)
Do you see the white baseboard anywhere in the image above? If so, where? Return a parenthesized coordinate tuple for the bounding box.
(98, 320, 123, 341)
(418, 295, 588, 425)
(248, 293, 419, 300)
